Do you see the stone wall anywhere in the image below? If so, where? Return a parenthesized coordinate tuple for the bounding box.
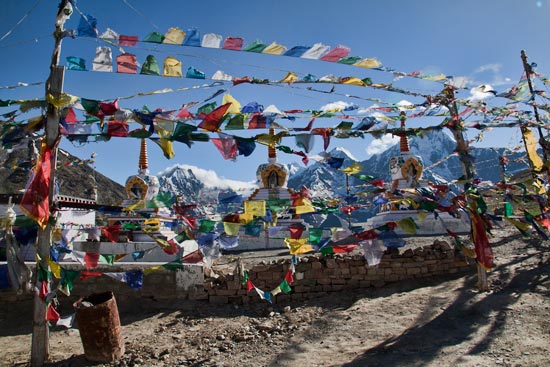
(0, 241, 475, 304)
(206, 240, 475, 304)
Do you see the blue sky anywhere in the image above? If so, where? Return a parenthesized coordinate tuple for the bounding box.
(1, 0, 549, 189)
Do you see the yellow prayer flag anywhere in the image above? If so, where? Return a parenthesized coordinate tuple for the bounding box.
(397, 217, 418, 235)
(521, 126, 544, 172)
(284, 238, 314, 255)
(504, 217, 532, 232)
(244, 200, 266, 217)
(163, 56, 183, 77)
(271, 286, 282, 296)
(340, 162, 363, 175)
(295, 198, 315, 214)
(417, 211, 428, 222)
(163, 27, 186, 45)
(123, 200, 146, 211)
(223, 221, 241, 236)
(353, 58, 382, 69)
(239, 213, 254, 224)
(280, 72, 298, 84)
(222, 94, 242, 115)
(263, 42, 287, 55)
(341, 77, 366, 86)
(46, 93, 78, 108)
(143, 266, 161, 275)
(48, 259, 61, 279)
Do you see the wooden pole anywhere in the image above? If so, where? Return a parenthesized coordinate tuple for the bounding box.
(31, 1, 71, 365)
(520, 50, 548, 163)
(439, 86, 489, 291)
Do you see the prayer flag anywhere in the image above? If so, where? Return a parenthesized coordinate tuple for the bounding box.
(163, 56, 183, 77)
(163, 27, 185, 45)
(320, 45, 350, 62)
(222, 37, 243, 50)
(93, 47, 112, 72)
(20, 141, 53, 229)
(116, 53, 137, 74)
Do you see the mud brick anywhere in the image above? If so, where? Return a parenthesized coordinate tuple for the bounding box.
(384, 274, 399, 282)
(393, 268, 406, 275)
(296, 263, 312, 271)
(316, 277, 332, 285)
(325, 258, 337, 268)
(391, 261, 403, 267)
(215, 289, 238, 296)
(294, 285, 311, 293)
(331, 285, 344, 292)
(209, 295, 228, 304)
(311, 261, 323, 270)
(356, 267, 367, 275)
(331, 278, 346, 285)
(340, 267, 351, 276)
(406, 268, 421, 275)
(257, 271, 273, 280)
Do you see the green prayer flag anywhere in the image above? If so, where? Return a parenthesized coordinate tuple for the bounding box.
(338, 56, 362, 65)
(141, 55, 161, 76)
(279, 279, 292, 293)
(225, 114, 245, 130)
(99, 254, 114, 265)
(197, 102, 217, 115)
(198, 219, 217, 233)
(243, 40, 267, 53)
(320, 246, 334, 255)
(309, 227, 323, 245)
(241, 270, 249, 285)
(143, 31, 164, 43)
(163, 259, 184, 271)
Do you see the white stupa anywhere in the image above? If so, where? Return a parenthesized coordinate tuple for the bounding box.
(363, 113, 470, 236)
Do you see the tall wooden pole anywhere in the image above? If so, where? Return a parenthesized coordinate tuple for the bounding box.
(31, 1, 71, 365)
(438, 86, 489, 291)
(520, 50, 548, 163)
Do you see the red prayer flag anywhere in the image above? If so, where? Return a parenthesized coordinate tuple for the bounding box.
(20, 142, 53, 229)
(248, 113, 267, 129)
(469, 209, 494, 270)
(284, 270, 294, 284)
(332, 244, 358, 253)
(101, 225, 121, 242)
(222, 37, 243, 51)
(198, 103, 232, 132)
(119, 35, 138, 46)
(319, 45, 350, 62)
(211, 136, 238, 160)
(46, 304, 60, 322)
(79, 271, 103, 281)
(107, 120, 129, 137)
(246, 279, 254, 292)
(288, 225, 304, 240)
(181, 249, 203, 264)
(84, 252, 100, 270)
(116, 53, 137, 74)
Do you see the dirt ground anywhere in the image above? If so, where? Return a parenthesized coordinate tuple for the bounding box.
(1, 226, 549, 367)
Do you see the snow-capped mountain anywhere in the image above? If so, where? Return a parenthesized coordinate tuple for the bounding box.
(155, 132, 530, 223)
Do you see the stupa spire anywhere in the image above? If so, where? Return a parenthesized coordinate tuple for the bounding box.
(399, 111, 410, 153)
(139, 138, 149, 172)
(268, 127, 277, 162)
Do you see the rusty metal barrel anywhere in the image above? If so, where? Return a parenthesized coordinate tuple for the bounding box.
(75, 291, 125, 362)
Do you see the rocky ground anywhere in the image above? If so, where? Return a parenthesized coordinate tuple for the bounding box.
(1, 226, 549, 367)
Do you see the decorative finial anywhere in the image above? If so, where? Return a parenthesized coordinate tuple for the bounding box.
(399, 112, 410, 153)
(268, 128, 277, 162)
(139, 138, 148, 173)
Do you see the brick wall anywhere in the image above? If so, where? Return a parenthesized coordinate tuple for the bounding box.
(0, 240, 475, 305)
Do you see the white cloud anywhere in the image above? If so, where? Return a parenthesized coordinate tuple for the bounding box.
(320, 101, 355, 112)
(474, 63, 501, 74)
(157, 164, 255, 191)
(471, 63, 512, 87)
(366, 134, 400, 156)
